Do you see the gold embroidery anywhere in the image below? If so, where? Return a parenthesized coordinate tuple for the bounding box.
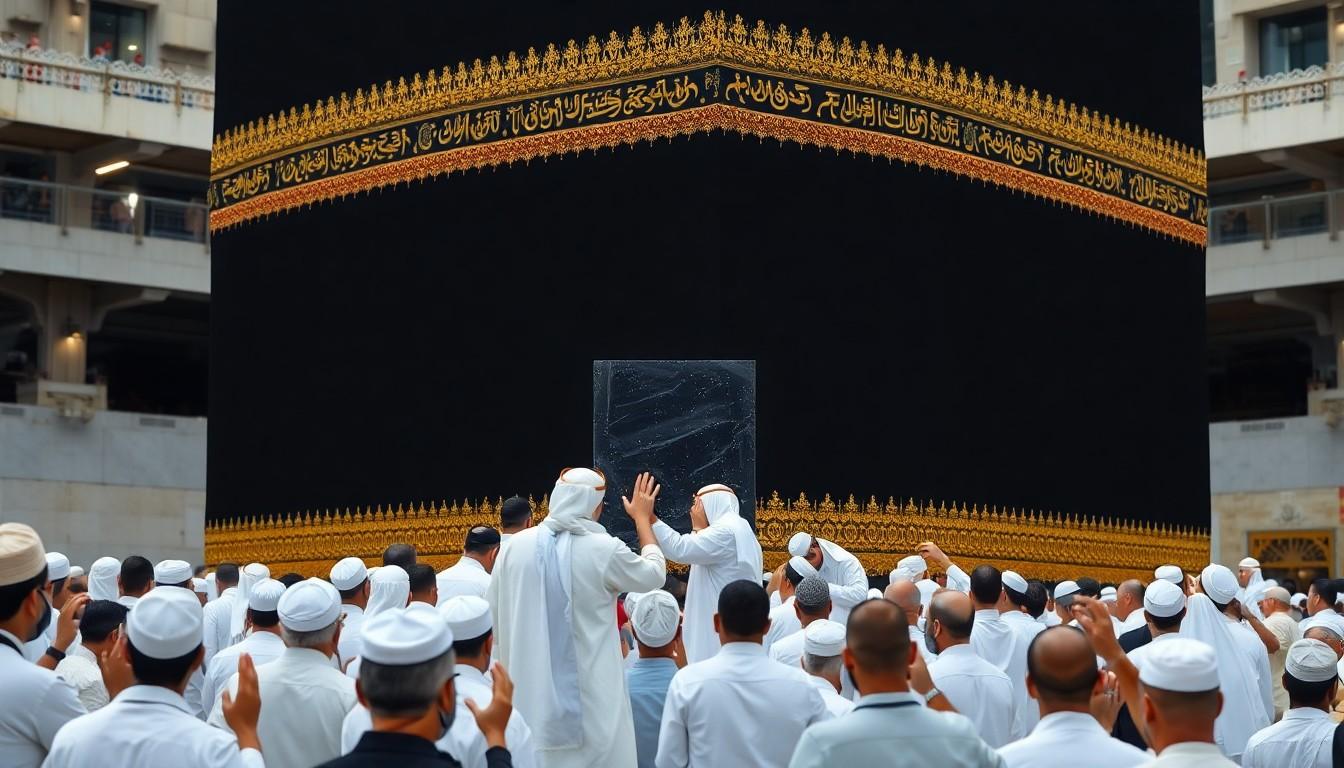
(211, 10, 1205, 191)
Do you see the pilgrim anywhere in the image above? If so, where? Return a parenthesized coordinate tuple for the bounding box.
(1242, 638, 1339, 767)
(625, 589, 683, 768)
(331, 556, 370, 665)
(437, 526, 500, 603)
(786, 531, 869, 624)
(202, 577, 287, 710)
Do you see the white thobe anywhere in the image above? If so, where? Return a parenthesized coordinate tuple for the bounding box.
(927, 643, 1017, 748)
(1117, 610, 1147, 635)
(487, 520, 666, 768)
(655, 642, 830, 767)
(971, 609, 1017, 673)
(652, 519, 762, 663)
(43, 684, 261, 768)
(1226, 616, 1275, 726)
(1242, 707, 1335, 768)
(336, 603, 365, 666)
(55, 643, 109, 712)
(202, 587, 238, 665)
(999, 711, 1148, 768)
(1263, 611, 1302, 719)
(1039, 611, 1061, 627)
(341, 663, 538, 768)
(116, 595, 139, 609)
(763, 595, 800, 653)
(209, 646, 358, 768)
(1001, 609, 1046, 739)
(768, 626, 807, 669)
(1138, 741, 1238, 767)
(945, 563, 973, 593)
(808, 674, 855, 717)
(814, 539, 869, 625)
(184, 666, 206, 719)
(0, 629, 85, 768)
(437, 556, 492, 604)
(201, 630, 286, 712)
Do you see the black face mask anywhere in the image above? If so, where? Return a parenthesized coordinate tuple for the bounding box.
(438, 701, 456, 739)
(28, 591, 52, 643)
(924, 622, 939, 657)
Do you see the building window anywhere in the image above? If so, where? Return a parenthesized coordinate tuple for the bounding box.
(1259, 7, 1327, 76)
(89, 2, 147, 65)
(1200, 0, 1215, 86)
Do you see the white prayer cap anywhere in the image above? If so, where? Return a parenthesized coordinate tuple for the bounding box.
(1002, 570, 1028, 594)
(277, 577, 342, 631)
(243, 562, 270, 579)
(1238, 557, 1260, 570)
(1303, 612, 1344, 640)
(330, 557, 368, 590)
(788, 532, 813, 557)
(154, 559, 193, 585)
(1293, 592, 1309, 608)
(867, 587, 883, 600)
(1053, 580, 1080, 603)
(788, 556, 818, 580)
(1286, 638, 1339, 683)
(361, 607, 454, 665)
(889, 555, 927, 584)
(439, 595, 493, 641)
(1154, 565, 1183, 584)
(1263, 586, 1291, 605)
(68, 565, 85, 579)
(804, 619, 847, 657)
(126, 586, 203, 659)
(1138, 637, 1220, 693)
(629, 589, 680, 648)
(89, 556, 121, 600)
(1199, 564, 1238, 604)
(761, 573, 771, 585)
(624, 592, 646, 619)
(1100, 586, 1117, 603)
(248, 578, 286, 611)
(45, 552, 70, 581)
(1143, 579, 1186, 618)
(0, 523, 46, 587)
(192, 578, 209, 595)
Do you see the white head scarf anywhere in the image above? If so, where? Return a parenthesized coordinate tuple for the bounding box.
(229, 563, 271, 641)
(88, 557, 121, 601)
(365, 565, 410, 619)
(204, 571, 219, 601)
(1180, 591, 1270, 756)
(696, 484, 763, 579)
(534, 467, 606, 749)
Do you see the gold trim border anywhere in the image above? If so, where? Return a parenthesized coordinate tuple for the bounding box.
(209, 103, 1205, 245)
(204, 491, 1210, 584)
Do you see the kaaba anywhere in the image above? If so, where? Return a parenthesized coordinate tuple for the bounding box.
(206, 1, 1209, 579)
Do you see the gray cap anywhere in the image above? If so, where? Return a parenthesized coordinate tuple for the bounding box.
(795, 576, 831, 610)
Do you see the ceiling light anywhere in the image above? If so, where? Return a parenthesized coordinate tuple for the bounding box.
(127, 44, 138, 51)
(95, 160, 129, 175)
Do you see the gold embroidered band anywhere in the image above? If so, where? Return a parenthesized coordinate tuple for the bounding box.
(209, 12, 1207, 245)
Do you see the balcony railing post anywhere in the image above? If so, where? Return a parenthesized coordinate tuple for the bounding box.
(1263, 201, 1272, 250)
(1331, 190, 1339, 242)
(59, 184, 69, 235)
(133, 199, 144, 244)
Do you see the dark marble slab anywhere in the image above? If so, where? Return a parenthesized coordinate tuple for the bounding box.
(594, 360, 755, 545)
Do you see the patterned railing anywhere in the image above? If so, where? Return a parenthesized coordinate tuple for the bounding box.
(204, 491, 1209, 583)
(0, 43, 214, 111)
(1203, 63, 1344, 120)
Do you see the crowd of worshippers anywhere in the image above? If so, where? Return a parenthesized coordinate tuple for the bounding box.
(3, 469, 1344, 768)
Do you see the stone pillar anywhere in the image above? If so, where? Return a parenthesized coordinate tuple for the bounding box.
(39, 279, 91, 384)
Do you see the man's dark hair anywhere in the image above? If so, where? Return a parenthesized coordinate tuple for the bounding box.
(120, 556, 154, 594)
(1075, 577, 1101, 599)
(717, 579, 769, 637)
(1023, 581, 1048, 618)
(408, 564, 436, 595)
(338, 579, 369, 601)
(662, 574, 687, 609)
(193, 565, 207, 578)
(50, 577, 68, 600)
(970, 565, 1003, 605)
(1312, 578, 1339, 608)
(929, 592, 975, 639)
(0, 566, 47, 621)
(382, 543, 417, 569)
(1285, 671, 1336, 706)
(847, 599, 910, 675)
(278, 572, 304, 588)
(464, 527, 501, 555)
(128, 641, 200, 687)
(215, 563, 240, 587)
(1027, 626, 1097, 704)
(453, 629, 493, 658)
(80, 600, 128, 643)
(1148, 607, 1186, 631)
(248, 607, 281, 628)
(67, 579, 87, 594)
(500, 496, 532, 529)
(784, 562, 806, 588)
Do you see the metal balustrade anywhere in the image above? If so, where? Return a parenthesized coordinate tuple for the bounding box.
(0, 176, 209, 250)
(1208, 190, 1340, 248)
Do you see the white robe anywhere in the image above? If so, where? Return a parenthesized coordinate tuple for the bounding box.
(651, 514, 761, 663)
(813, 539, 869, 625)
(487, 520, 666, 768)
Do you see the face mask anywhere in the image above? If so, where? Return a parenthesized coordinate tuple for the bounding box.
(924, 623, 939, 656)
(28, 590, 52, 643)
(437, 701, 456, 740)
(841, 663, 859, 698)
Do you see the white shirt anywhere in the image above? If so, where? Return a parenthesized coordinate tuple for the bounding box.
(651, 519, 762, 663)
(1262, 611, 1302, 719)
(336, 603, 365, 666)
(202, 588, 238, 665)
(928, 643, 1017, 748)
(0, 629, 86, 768)
(1139, 741, 1238, 767)
(808, 674, 854, 717)
(1242, 707, 1335, 768)
(44, 684, 261, 768)
(1117, 610, 1147, 635)
(998, 711, 1148, 768)
(763, 595, 800, 653)
(341, 663, 537, 768)
(201, 630, 286, 713)
(55, 643, 109, 712)
(437, 556, 493, 604)
(1001, 610, 1046, 739)
(813, 539, 869, 625)
(655, 642, 830, 767)
(769, 626, 807, 669)
(116, 595, 139, 609)
(1039, 611, 1061, 627)
(208, 646, 358, 768)
(1226, 615, 1275, 726)
(971, 608, 1018, 673)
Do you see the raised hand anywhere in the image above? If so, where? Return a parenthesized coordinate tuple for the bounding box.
(689, 495, 708, 531)
(222, 653, 262, 748)
(467, 662, 514, 749)
(916, 541, 952, 570)
(1072, 596, 1124, 666)
(621, 472, 661, 525)
(97, 632, 135, 699)
(55, 592, 89, 650)
(1090, 670, 1122, 730)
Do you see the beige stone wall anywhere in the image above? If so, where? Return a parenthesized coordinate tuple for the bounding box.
(1213, 486, 1342, 575)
